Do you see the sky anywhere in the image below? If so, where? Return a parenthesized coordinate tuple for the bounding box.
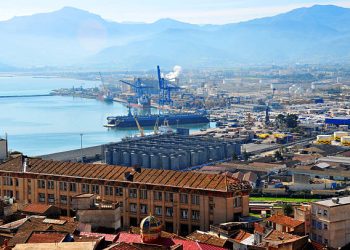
(0, 0, 350, 24)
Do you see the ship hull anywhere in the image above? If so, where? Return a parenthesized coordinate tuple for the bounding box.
(106, 114, 209, 128)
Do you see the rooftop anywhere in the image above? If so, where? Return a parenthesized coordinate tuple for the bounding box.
(266, 215, 304, 228)
(22, 203, 53, 214)
(25, 231, 68, 243)
(186, 231, 227, 247)
(0, 157, 251, 193)
(313, 196, 350, 207)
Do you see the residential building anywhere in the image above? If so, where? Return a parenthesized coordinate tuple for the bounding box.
(0, 156, 251, 235)
(311, 196, 350, 249)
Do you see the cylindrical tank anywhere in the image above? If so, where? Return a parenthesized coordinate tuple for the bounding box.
(209, 147, 216, 161)
(105, 150, 112, 164)
(141, 154, 150, 168)
(190, 151, 199, 166)
(316, 135, 333, 144)
(197, 150, 205, 164)
(131, 151, 139, 166)
(112, 149, 120, 165)
(341, 136, 350, 146)
(122, 151, 131, 166)
(334, 131, 348, 141)
(170, 156, 180, 170)
(150, 154, 159, 169)
(161, 155, 170, 170)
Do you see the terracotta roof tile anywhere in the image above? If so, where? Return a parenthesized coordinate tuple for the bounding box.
(186, 231, 226, 247)
(21, 204, 52, 214)
(26, 231, 67, 243)
(0, 158, 251, 193)
(231, 230, 252, 243)
(266, 215, 304, 228)
(264, 230, 299, 241)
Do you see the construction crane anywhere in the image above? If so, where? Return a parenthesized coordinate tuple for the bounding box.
(133, 115, 145, 137)
(157, 65, 181, 106)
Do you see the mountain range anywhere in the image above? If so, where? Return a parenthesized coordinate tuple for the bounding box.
(0, 5, 349, 70)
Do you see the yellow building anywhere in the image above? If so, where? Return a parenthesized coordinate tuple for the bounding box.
(0, 156, 251, 236)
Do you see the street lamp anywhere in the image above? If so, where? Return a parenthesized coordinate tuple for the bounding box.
(80, 133, 83, 163)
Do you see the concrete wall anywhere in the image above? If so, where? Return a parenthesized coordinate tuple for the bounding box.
(77, 206, 121, 231)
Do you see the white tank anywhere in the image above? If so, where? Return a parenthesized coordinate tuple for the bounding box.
(316, 135, 332, 144)
(341, 136, 350, 146)
(334, 131, 348, 141)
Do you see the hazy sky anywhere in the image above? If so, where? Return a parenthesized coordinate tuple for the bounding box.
(1, 0, 350, 24)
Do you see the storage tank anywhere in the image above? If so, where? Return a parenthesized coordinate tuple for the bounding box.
(341, 136, 350, 146)
(150, 154, 159, 169)
(334, 131, 348, 141)
(161, 155, 170, 170)
(170, 155, 180, 170)
(105, 150, 112, 164)
(209, 147, 216, 161)
(141, 154, 150, 168)
(339, 125, 349, 131)
(112, 149, 120, 165)
(316, 135, 332, 144)
(131, 151, 139, 166)
(190, 151, 199, 166)
(122, 151, 131, 166)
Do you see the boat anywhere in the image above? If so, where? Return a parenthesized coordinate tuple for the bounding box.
(105, 110, 209, 128)
(103, 92, 114, 103)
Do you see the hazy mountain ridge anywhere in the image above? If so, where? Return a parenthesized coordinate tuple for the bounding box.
(0, 5, 349, 69)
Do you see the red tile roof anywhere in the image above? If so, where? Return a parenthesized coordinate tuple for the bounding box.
(266, 215, 304, 228)
(26, 231, 67, 243)
(116, 232, 227, 250)
(0, 157, 251, 193)
(22, 203, 52, 214)
(80, 232, 118, 242)
(264, 230, 299, 242)
(187, 231, 227, 247)
(231, 230, 252, 243)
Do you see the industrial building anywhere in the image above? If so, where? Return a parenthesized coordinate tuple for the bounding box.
(0, 156, 251, 235)
(103, 134, 242, 170)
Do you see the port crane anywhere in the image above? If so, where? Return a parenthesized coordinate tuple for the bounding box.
(120, 78, 152, 99)
(157, 65, 181, 106)
(133, 115, 145, 137)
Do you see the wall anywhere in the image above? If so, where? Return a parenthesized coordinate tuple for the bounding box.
(77, 206, 121, 230)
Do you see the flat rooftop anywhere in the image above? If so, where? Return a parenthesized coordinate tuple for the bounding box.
(313, 196, 350, 207)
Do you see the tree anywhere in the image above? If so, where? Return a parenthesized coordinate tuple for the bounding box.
(283, 203, 294, 216)
(285, 114, 298, 128)
(274, 150, 283, 161)
(232, 152, 238, 160)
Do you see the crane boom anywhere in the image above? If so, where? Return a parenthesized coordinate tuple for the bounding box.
(133, 115, 145, 137)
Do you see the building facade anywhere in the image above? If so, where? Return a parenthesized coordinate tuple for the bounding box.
(0, 156, 251, 235)
(311, 196, 350, 249)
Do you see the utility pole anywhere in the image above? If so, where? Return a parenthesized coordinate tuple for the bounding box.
(80, 133, 83, 163)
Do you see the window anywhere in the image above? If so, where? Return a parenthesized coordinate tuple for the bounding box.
(69, 183, 77, 192)
(105, 186, 113, 196)
(38, 193, 45, 202)
(115, 187, 123, 196)
(130, 203, 137, 213)
(180, 194, 188, 204)
(323, 210, 328, 216)
(15, 178, 19, 187)
(181, 209, 188, 219)
(47, 180, 54, 190)
(140, 204, 148, 214)
(154, 191, 162, 201)
(324, 239, 328, 245)
(129, 189, 137, 198)
(155, 206, 162, 216)
(324, 224, 328, 230)
(140, 189, 148, 199)
(209, 204, 214, 214)
(234, 197, 242, 207)
(317, 221, 322, 230)
(166, 207, 173, 217)
(209, 196, 214, 203)
(191, 195, 200, 205)
(192, 210, 200, 220)
(3, 177, 13, 186)
(48, 194, 55, 203)
(92, 184, 99, 194)
(38, 179, 45, 189)
(60, 195, 67, 204)
(311, 233, 317, 241)
(165, 192, 174, 202)
(312, 219, 316, 229)
(82, 183, 90, 193)
(317, 235, 323, 244)
(59, 182, 67, 191)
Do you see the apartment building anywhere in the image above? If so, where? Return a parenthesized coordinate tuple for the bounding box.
(0, 156, 251, 235)
(311, 196, 350, 249)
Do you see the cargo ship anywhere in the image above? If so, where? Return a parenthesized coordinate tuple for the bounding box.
(105, 111, 209, 128)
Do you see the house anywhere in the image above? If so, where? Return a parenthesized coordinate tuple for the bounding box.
(266, 215, 305, 235)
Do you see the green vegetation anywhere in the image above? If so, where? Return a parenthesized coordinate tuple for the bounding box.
(283, 203, 294, 216)
(250, 197, 318, 203)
